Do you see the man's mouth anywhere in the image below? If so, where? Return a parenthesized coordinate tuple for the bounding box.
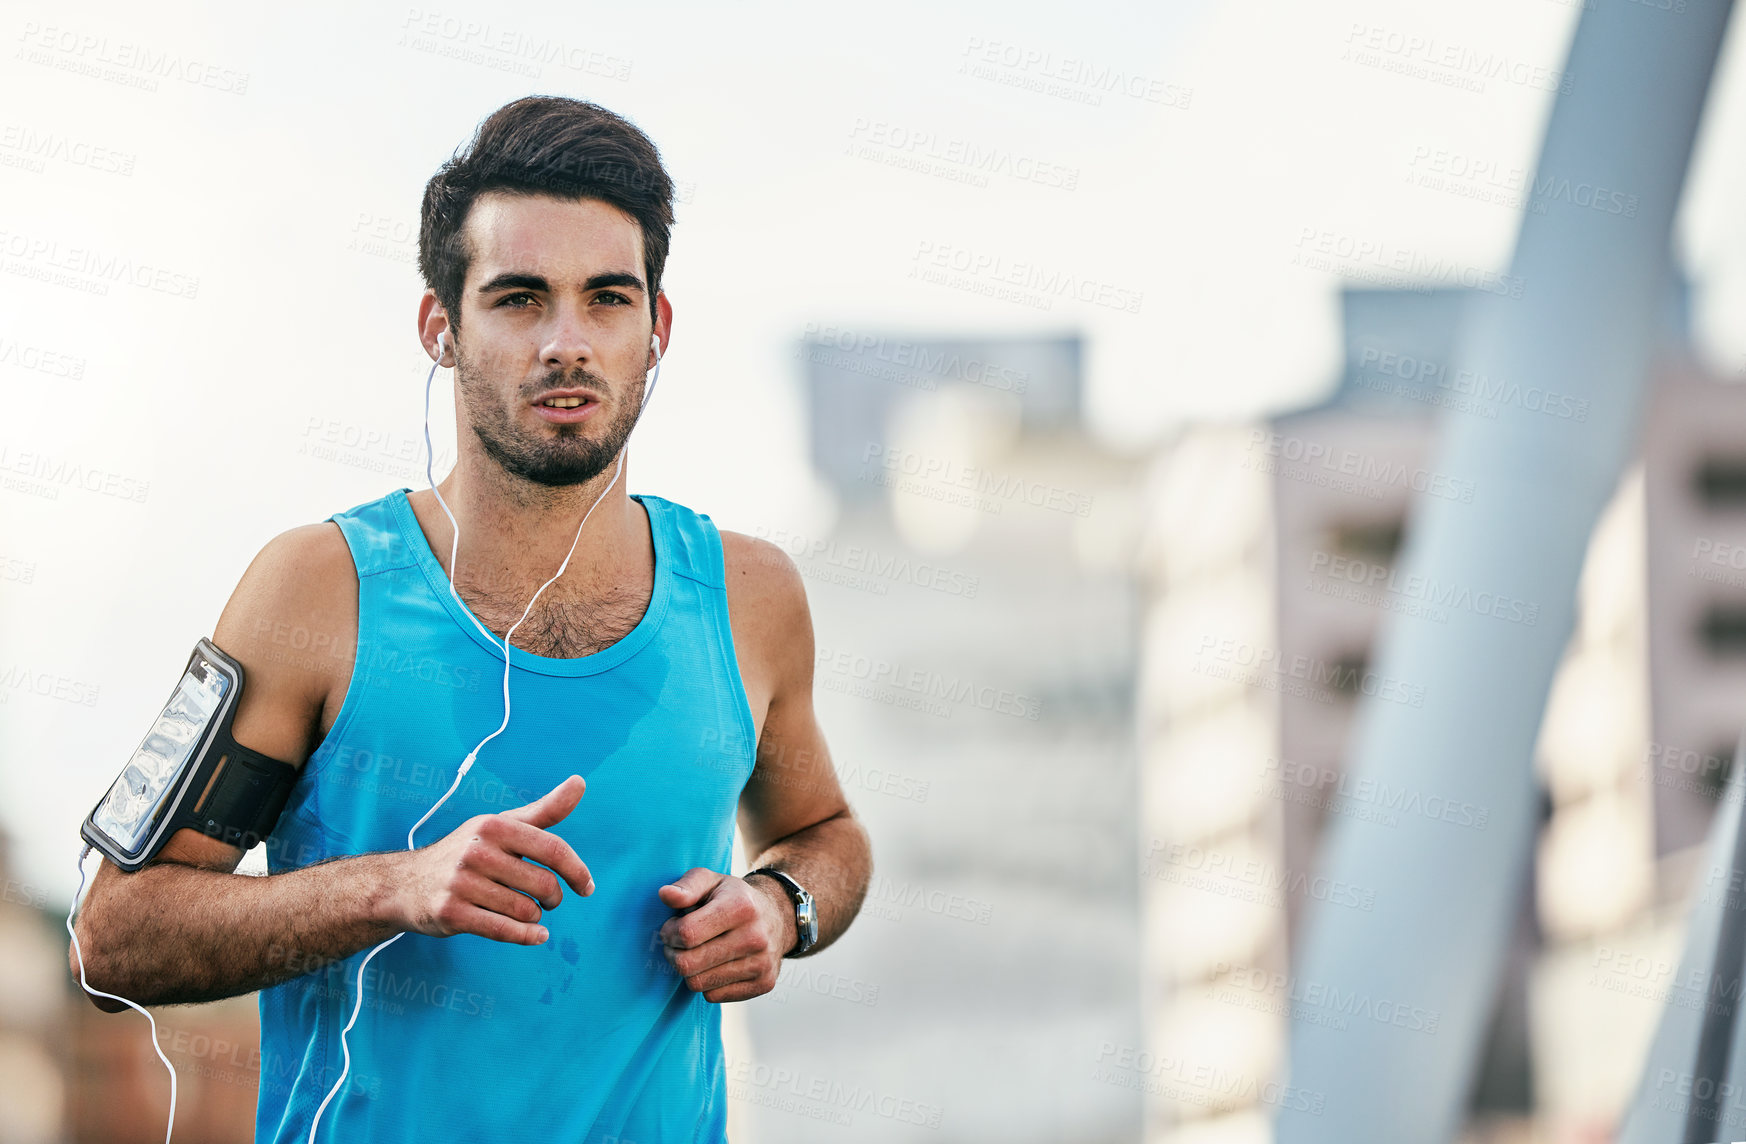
(532, 386, 605, 408)
(531, 387, 605, 423)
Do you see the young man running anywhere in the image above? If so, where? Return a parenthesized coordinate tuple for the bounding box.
(71, 95, 872, 1143)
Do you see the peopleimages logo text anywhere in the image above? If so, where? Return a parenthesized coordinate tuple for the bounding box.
(1246, 430, 1476, 502)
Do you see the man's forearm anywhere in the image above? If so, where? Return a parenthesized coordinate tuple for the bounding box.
(74, 850, 406, 1007)
(746, 810, 872, 956)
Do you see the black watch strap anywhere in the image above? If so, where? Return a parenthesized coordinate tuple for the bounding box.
(749, 867, 818, 956)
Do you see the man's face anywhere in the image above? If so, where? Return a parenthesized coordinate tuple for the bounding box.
(450, 191, 656, 487)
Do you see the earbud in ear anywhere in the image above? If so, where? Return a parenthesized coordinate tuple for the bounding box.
(650, 335, 661, 363)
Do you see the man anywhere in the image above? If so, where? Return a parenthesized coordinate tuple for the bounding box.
(70, 95, 872, 1143)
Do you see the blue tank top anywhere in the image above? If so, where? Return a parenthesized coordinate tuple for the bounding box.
(254, 486, 756, 1144)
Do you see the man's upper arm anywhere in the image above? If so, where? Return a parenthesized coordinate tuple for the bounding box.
(137, 522, 356, 872)
(721, 532, 856, 857)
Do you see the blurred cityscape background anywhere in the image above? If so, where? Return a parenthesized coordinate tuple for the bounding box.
(8, 0, 1746, 1142)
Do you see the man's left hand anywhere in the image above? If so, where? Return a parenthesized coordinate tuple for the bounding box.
(657, 867, 797, 1002)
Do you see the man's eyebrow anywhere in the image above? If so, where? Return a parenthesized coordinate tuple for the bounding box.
(474, 271, 647, 295)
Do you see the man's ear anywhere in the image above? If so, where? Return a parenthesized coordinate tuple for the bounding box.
(417, 290, 454, 366)
(650, 289, 674, 367)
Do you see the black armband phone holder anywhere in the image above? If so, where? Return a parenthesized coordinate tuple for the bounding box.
(80, 638, 300, 872)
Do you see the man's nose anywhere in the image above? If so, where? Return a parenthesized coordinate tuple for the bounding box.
(541, 319, 595, 371)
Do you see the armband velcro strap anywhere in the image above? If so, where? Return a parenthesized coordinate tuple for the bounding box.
(193, 740, 298, 851)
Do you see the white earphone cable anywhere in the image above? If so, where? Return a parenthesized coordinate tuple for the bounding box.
(67, 842, 178, 1144)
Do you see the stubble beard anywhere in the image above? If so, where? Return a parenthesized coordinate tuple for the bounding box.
(456, 356, 645, 488)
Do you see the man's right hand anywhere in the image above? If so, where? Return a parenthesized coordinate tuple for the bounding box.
(391, 774, 595, 945)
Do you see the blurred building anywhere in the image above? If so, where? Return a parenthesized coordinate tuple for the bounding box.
(65, 993, 261, 1144)
(733, 328, 1144, 1142)
(1137, 285, 1743, 1143)
(0, 832, 65, 1144)
(14, 826, 257, 1144)
(51, 848, 298, 1143)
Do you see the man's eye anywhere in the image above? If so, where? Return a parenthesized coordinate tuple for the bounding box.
(497, 292, 537, 308)
(596, 291, 629, 305)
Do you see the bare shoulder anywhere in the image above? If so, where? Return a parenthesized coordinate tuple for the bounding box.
(715, 534, 810, 639)
(718, 531, 817, 722)
(210, 520, 358, 767)
(220, 522, 356, 631)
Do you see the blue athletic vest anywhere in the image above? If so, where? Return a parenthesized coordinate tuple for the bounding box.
(254, 486, 757, 1144)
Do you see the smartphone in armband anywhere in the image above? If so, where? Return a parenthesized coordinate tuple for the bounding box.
(80, 638, 299, 872)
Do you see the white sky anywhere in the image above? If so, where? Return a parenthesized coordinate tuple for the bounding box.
(4, 0, 1746, 898)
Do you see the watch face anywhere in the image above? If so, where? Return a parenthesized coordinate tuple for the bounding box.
(754, 869, 819, 951)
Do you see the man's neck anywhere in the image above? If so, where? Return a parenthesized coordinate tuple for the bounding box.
(419, 451, 646, 598)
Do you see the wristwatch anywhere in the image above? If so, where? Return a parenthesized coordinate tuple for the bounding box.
(748, 867, 818, 956)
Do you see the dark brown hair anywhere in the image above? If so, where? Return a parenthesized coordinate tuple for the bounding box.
(419, 96, 675, 329)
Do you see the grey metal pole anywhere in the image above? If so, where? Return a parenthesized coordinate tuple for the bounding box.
(1276, 3, 1735, 1141)
(1617, 733, 1746, 1144)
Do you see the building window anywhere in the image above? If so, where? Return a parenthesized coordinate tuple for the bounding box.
(1694, 457, 1746, 508)
(1698, 741, 1739, 801)
(1699, 604, 1746, 656)
(1329, 519, 1405, 565)
(1329, 652, 1369, 699)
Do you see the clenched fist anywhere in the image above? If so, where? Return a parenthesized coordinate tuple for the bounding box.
(656, 867, 797, 1002)
(390, 774, 594, 945)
